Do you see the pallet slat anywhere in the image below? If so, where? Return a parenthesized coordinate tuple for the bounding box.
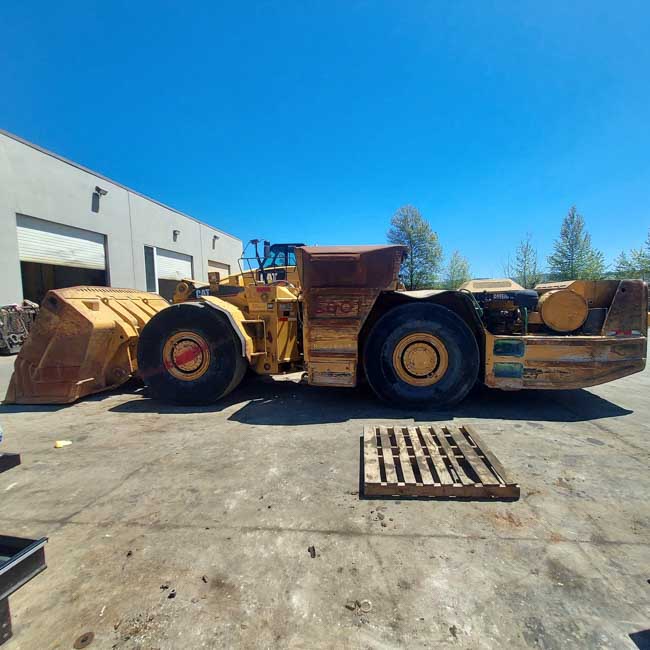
(363, 425, 382, 484)
(378, 426, 398, 484)
(432, 426, 473, 485)
(444, 426, 500, 487)
(394, 427, 417, 484)
(406, 427, 435, 485)
(418, 427, 454, 485)
(363, 423, 520, 500)
(461, 423, 513, 485)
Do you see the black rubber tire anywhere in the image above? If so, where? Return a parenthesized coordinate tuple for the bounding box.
(137, 303, 247, 405)
(363, 302, 479, 408)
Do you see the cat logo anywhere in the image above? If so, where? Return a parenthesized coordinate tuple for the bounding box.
(257, 269, 287, 283)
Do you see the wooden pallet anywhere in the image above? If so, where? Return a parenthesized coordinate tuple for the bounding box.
(363, 423, 519, 499)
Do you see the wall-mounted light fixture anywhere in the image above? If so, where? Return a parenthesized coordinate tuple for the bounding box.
(91, 186, 108, 213)
(212, 234, 220, 249)
(173, 229, 180, 242)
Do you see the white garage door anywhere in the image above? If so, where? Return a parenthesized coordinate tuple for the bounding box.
(156, 248, 193, 280)
(208, 260, 230, 274)
(16, 214, 106, 270)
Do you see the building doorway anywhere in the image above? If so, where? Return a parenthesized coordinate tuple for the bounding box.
(16, 214, 107, 304)
(20, 262, 107, 304)
(144, 245, 193, 301)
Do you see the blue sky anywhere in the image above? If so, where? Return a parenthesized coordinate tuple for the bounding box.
(2, 1, 649, 277)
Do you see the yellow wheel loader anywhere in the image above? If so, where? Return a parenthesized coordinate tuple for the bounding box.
(5, 242, 647, 407)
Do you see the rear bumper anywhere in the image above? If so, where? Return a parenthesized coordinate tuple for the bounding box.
(485, 333, 647, 390)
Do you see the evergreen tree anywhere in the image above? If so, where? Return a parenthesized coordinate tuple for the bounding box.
(638, 229, 650, 280)
(547, 206, 605, 280)
(513, 233, 542, 288)
(583, 247, 606, 280)
(614, 229, 650, 280)
(387, 205, 443, 289)
(614, 251, 634, 278)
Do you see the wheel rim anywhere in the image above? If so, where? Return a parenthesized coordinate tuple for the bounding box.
(392, 332, 448, 386)
(162, 331, 211, 381)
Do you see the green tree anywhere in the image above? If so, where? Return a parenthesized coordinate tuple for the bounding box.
(387, 205, 443, 289)
(613, 251, 634, 278)
(637, 229, 650, 279)
(443, 251, 471, 289)
(614, 229, 650, 280)
(547, 206, 605, 280)
(513, 233, 542, 288)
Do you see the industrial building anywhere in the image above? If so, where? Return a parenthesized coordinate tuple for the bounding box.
(0, 129, 242, 305)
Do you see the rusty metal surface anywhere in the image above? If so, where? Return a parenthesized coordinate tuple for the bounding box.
(483, 279, 647, 390)
(602, 279, 648, 335)
(297, 245, 406, 290)
(5, 287, 168, 404)
(297, 246, 405, 387)
(485, 332, 647, 390)
(0, 302, 39, 355)
(298, 245, 405, 255)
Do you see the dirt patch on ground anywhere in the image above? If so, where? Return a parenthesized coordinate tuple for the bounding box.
(112, 609, 169, 648)
(492, 511, 524, 528)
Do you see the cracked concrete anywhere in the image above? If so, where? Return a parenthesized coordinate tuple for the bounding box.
(0, 354, 648, 649)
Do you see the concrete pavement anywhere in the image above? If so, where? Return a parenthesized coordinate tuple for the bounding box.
(0, 354, 648, 649)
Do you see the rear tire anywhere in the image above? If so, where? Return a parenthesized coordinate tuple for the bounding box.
(137, 303, 247, 405)
(363, 302, 479, 408)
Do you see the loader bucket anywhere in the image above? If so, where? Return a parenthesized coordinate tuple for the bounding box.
(4, 287, 169, 405)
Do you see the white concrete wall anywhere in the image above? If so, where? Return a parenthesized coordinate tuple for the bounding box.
(0, 132, 242, 304)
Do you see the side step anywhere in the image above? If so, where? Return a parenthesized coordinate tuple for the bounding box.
(363, 423, 519, 499)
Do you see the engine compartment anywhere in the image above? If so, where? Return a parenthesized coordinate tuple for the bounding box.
(461, 278, 647, 337)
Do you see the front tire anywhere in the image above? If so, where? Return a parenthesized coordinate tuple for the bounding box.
(362, 302, 479, 408)
(137, 303, 247, 404)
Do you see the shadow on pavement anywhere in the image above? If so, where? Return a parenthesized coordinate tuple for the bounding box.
(107, 374, 633, 425)
(0, 379, 145, 414)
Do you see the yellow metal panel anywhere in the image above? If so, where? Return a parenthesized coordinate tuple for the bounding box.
(5, 287, 168, 404)
(233, 285, 301, 374)
(485, 330, 647, 390)
(538, 289, 588, 332)
(302, 289, 381, 386)
(308, 359, 356, 387)
(200, 295, 254, 360)
(535, 279, 619, 308)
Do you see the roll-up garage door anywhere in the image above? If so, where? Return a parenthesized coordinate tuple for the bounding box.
(16, 214, 106, 270)
(156, 248, 193, 280)
(208, 260, 230, 274)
